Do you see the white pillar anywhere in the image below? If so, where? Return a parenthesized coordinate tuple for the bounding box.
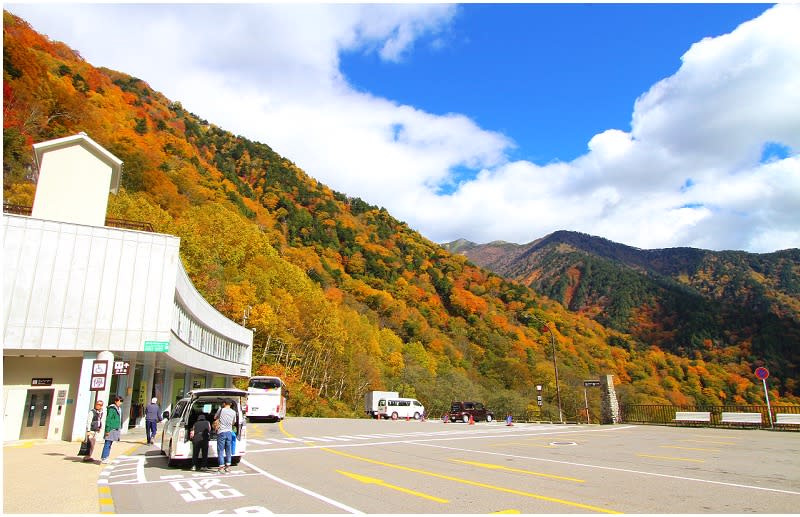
(70, 352, 105, 442)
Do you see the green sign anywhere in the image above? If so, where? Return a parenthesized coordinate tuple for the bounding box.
(144, 340, 169, 352)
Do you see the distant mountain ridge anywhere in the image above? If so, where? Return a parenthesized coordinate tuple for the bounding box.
(445, 231, 800, 386)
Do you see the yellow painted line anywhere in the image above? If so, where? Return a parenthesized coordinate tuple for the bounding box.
(98, 487, 112, 494)
(337, 470, 449, 503)
(637, 454, 705, 463)
(660, 445, 720, 452)
(451, 459, 584, 483)
(322, 447, 620, 514)
(680, 439, 736, 445)
(98, 498, 114, 505)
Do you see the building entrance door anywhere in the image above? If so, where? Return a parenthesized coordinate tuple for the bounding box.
(20, 389, 54, 439)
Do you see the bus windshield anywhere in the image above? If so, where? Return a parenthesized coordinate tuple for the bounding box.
(248, 377, 281, 391)
(245, 376, 288, 422)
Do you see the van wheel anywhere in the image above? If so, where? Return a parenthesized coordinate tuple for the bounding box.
(414, 412, 421, 420)
(462, 415, 470, 423)
(486, 414, 493, 422)
(391, 412, 399, 420)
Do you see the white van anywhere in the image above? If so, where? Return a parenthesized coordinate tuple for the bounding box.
(377, 397, 425, 420)
(160, 388, 248, 467)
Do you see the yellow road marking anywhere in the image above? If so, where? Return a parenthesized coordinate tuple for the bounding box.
(680, 439, 736, 445)
(637, 454, 705, 463)
(323, 447, 619, 514)
(337, 470, 449, 503)
(98, 487, 111, 494)
(451, 459, 584, 483)
(660, 445, 720, 452)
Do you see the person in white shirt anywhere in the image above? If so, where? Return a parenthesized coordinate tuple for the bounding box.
(214, 400, 236, 473)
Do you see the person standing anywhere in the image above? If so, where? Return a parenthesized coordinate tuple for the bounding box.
(144, 397, 162, 445)
(83, 399, 104, 462)
(190, 414, 211, 471)
(100, 395, 123, 464)
(214, 399, 236, 473)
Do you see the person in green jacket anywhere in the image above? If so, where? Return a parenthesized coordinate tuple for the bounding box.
(100, 395, 123, 464)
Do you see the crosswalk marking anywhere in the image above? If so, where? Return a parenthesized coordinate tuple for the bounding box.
(248, 423, 540, 449)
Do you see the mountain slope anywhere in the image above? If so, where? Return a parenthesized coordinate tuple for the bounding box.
(5, 11, 798, 414)
(444, 231, 800, 393)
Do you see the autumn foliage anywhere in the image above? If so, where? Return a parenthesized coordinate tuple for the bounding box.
(3, 11, 797, 421)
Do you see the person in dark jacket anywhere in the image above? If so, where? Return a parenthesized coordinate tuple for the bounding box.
(144, 397, 162, 445)
(83, 399, 104, 462)
(190, 413, 212, 471)
(100, 395, 123, 464)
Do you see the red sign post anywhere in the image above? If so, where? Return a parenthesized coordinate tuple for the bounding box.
(755, 367, 773, 428)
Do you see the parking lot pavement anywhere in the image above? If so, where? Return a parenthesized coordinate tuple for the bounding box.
(2, 426, 152, 514)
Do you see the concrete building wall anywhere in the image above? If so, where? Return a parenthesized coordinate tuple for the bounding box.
(3, 215, 178, 351)
(3, 133, 253, 442)
(31, 144, 113, 226)
(2, 356, 83, 441)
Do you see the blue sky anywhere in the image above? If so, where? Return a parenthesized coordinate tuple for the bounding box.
(6, 3, 799, 252)
(341, 4, 772, 170)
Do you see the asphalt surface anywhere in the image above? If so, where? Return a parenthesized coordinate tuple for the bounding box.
(3, 420, 799, 514)
(2, 425, 152, 514)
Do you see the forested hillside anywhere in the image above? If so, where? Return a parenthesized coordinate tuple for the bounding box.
(445, 232, 800, 396)
(4, 12, 798, 420)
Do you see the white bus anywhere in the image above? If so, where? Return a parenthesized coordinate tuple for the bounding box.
(377, 397, 425, 420)
(245, 376, 288, 422)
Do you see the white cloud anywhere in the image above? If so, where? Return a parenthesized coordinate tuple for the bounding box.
(6, 3, 800, 252)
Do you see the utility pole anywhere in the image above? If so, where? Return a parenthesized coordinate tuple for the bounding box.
(542, 323, 564, 424)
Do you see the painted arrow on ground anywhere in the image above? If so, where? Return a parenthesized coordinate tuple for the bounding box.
(336, 470, 448, 504)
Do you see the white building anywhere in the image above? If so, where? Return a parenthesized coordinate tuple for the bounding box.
(3, 133, 253, 442)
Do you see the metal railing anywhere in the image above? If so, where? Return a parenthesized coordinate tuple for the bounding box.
(621, 404, 800, 429)
(3, 203, 153, 232)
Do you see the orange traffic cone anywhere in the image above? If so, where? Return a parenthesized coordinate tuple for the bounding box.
(469, 414, 475, 425)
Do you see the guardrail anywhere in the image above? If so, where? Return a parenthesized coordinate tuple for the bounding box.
(621, 404, 800, 430)
(3, 203, 153, 232)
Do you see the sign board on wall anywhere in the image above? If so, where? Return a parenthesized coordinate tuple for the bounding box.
(31, 378, 53, 386)
(144, 340, 169, 352)
(90, 360, 108, 391)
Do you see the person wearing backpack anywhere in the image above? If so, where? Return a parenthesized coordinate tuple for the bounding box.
(189, 413, 212, 471)
(100, 395, 123, 464)
(83, 399, 105, 462)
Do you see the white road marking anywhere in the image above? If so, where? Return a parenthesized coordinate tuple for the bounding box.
(241, 459, 363, 514)
(417, 439, 800, 496)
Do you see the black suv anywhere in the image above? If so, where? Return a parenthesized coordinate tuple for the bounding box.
(447, 401, 494, 423)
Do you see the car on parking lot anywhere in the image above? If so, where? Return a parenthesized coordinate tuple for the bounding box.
(447, 401, 494, 423)
(160, 388, 247, 467)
